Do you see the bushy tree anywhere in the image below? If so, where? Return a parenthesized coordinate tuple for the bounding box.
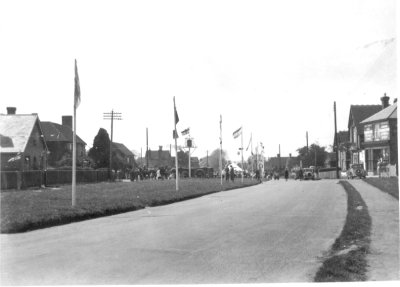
(88, 128, 110, 168)
(297, 143, 327, 168)
(199, 149, 228, 170)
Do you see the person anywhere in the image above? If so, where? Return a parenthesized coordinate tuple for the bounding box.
(225, 166, 230, 181)
(284, 168, 289, 181)
(255, 169, 261, 183)
(299, 168, 303, 181)
(230, 165, 235, 182)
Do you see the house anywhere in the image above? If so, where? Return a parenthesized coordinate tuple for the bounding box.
(112, 142, 136, 168)
(360, 96, 397, 175)
(0, 107, 48, 171)
(333, 130, 350, 170)
(41, 116, 86, 167)
(347, 100, 383, 167)
(145, 146, 172, 169)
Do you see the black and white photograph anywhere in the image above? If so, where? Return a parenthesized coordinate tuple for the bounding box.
(0, 0, 398, 285)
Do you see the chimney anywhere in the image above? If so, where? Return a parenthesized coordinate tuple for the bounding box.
(380, 93, 390, 109)
(62, 116, 73, 129)
(6, 107, 16, 115)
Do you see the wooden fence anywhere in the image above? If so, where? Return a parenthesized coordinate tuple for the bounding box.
(1, 170, 109, 190)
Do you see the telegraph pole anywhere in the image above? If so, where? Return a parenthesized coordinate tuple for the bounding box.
(334, 101, 340, 179)
(146, 128, 149, 168)
(103, 110, 122, 181)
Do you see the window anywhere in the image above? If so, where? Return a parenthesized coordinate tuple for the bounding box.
(352, 127, 357, 145)
(364, 124, 373, 142)
(364, 121, 390, 142)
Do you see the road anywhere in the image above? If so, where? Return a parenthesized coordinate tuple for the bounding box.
(1, 180, 347, 284)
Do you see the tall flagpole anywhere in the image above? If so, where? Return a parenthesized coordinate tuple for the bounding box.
(174, 97, 179, 191)
(219, 115, 223, 186)
(241, 126, 244, 183)
(72, 102, 77, 207)
(72, 59, 80, 207)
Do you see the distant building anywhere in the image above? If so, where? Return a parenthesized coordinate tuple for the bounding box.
(0, 107, 48, 171)
(112, 142, 136, 168)
(145, 146, 172, 169)
(360, 97, 397, 175)
(333, 130, 350, 170)
(41, 116, 86, 167)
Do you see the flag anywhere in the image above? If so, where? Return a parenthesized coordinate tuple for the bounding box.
(181, 128, 190, 136)
(173, 130, 179, 139)
(246, 134, 252, 151)
(74, 59, 81, 108)
(174, 98, 179, 125)
(233, 127, 242, 139)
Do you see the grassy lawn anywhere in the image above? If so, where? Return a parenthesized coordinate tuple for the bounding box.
(1, 178, 258, 234)
(314, 181, 371, 282)
(363, 177, 399, 200)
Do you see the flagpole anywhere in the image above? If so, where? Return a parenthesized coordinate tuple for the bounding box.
(219, 115, 223, 186)
(72, 104, 76, 207)
(241, 126, 244, 183)
(72, 59, 79, 207)
(251, 133, 253, 175)
(174, 97, 179, 191)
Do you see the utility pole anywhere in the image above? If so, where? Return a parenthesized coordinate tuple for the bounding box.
(206, 150, 209, 168)
(103, 110, 122, 181)
(334, 101, 340, 179)
(306, 131, 309, 154)
(146, 128, 149, 168)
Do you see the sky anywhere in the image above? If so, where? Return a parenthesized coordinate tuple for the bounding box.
(0, 0, 397, 162)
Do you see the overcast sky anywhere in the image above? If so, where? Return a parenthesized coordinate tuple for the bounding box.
(0, 0, 397, 162)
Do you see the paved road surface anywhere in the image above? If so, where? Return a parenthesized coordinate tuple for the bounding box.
(1, 180, 347, 284)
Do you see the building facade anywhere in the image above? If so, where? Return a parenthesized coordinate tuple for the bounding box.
(41, 116, 86, 167)
(361, 98, 397, 175)
(0, 107, 48, 171)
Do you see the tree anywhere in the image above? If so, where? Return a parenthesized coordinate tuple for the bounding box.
(88, 128, 110, 169)
(297, 143, 327, 168)
(199, 149, 228, 170)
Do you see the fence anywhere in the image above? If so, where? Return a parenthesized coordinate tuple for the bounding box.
(1, 170, 110, 190)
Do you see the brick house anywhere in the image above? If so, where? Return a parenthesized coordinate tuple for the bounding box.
(360, 97, 397, 175)
(41, 116, 86, 167)
(112, 142, 136, 168)
(0, 107, 48, 171)
(145, 146, 172, 169)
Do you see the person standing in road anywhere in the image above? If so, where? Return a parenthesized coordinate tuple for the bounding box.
(284, 168, 289, 181)
(230, 165, 235, 182)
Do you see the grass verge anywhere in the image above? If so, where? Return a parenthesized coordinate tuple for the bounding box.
(314, 180, 371, 282)
(1, 178, 259, 234)
(363, 177, 399, 200)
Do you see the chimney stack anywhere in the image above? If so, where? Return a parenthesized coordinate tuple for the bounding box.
(380, 93, 390, 109)
(62, 116, 73, 129)
(6, 107, 16, 115)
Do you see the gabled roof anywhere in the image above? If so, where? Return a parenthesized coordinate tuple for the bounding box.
(334, 130, 349, 147)
(337, 130, 349, 143)
(41, 121, 86, 145)
(112, 142, 134, 157)
(0, 114, 47, 153)
(361, 103, 397, 124)
(348, 105, 382, 130)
